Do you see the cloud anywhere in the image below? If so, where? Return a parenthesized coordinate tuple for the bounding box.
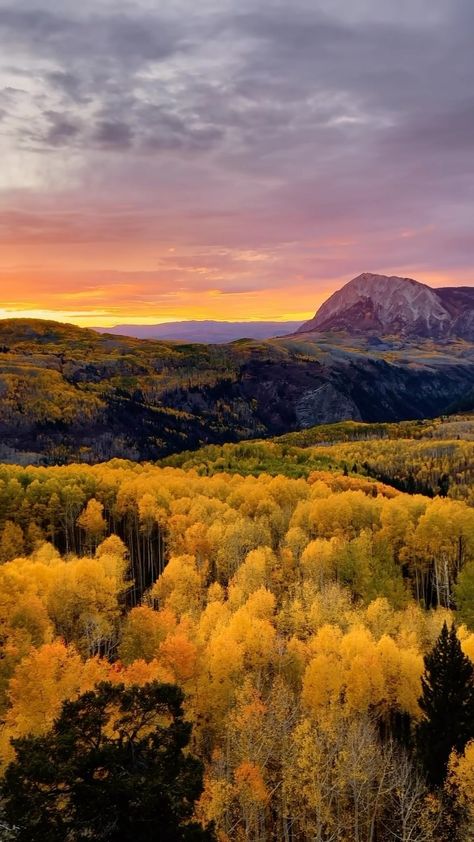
(43, 112, 82, 145)
(0, 6, 185, 66)
(0, 0, 473, 321)
(93, 120, 134, 149)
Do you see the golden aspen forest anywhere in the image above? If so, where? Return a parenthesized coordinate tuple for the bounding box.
(0, 415, 474, 840)
(4, 0, 474, 836)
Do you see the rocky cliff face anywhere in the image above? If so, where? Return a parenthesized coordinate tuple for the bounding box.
(298, 273, 474, 339)
(295, 383, 362, 427)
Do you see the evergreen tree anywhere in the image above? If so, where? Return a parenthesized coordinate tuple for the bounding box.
(417, 622, 474, 787)
(2, 681, 215, 842)
(438, 473, 450, 498)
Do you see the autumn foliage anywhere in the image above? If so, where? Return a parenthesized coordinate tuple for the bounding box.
(0, 432, 473, 838)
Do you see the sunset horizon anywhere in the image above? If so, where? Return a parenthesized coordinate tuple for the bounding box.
(0, 267, 471, 328)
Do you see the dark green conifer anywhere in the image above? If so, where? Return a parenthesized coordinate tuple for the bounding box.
(2, 682, 215, 842)
(417, 622, 474, 787)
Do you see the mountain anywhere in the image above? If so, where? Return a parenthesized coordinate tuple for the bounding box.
(435, 286, 474, 338)
(95, 320, 303, 343)
(1, 317, 474, 465)
(298, 272, 474, 338)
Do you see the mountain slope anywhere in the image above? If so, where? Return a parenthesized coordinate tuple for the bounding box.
(298, 272, 474, 338)
(1, 318, 474, 464)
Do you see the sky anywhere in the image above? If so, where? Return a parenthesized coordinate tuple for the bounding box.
(0, 0, 473, 326)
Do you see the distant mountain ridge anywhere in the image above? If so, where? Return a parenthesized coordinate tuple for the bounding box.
(0, 315, 474, 465)
(96, 320, 303, 343)
(298, 272, 474, 339)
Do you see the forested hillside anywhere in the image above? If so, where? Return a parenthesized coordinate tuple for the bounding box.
(164, 414, 474, 503)
(1, 318, 474, 465)
(0, 426, 474, 838)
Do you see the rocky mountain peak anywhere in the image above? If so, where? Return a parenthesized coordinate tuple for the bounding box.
(298, 272, 474, 339)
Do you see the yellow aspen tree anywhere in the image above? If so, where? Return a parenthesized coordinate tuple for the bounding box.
(447, 741, 474, 826)
(0, 521, 24, 563)
(119, 605, 177, 664)
(77, 498, 106, 551)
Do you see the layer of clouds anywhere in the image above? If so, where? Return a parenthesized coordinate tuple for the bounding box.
(0, 0, 473, 318)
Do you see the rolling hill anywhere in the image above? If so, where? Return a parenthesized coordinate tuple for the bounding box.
(0, 311, 473, 464)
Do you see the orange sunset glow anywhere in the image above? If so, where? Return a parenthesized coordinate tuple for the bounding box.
(2, 235, 471, 327)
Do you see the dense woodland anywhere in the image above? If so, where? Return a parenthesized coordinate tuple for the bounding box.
(165, 415, 474, 503)
(0, 416, 474, 838)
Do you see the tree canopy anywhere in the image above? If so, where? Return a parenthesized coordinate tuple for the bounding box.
(3, 681, 214, 842)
